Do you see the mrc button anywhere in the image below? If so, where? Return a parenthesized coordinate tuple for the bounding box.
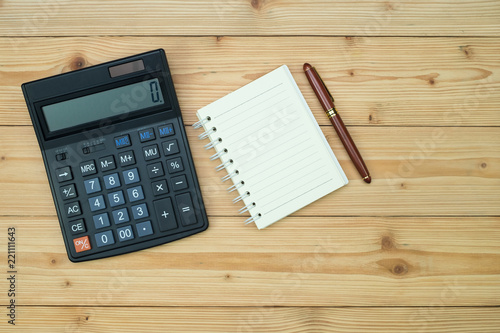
(80, 160, 97, 176)
(114, 134, 131, 148)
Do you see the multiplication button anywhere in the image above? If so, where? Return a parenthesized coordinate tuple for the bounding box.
(152, 180, 168, 196)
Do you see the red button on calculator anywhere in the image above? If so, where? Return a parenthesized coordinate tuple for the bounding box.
(73, 236, 91, 253)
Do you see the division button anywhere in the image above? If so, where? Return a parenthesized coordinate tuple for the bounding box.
(154, 198, 177, 231)
(56, 166, 73, 182)
(175, 192, 197, 226)
(118, 150, 135, 167)
(147, 162, 164, 178)
(80, 160, 97, 176)
(158, 124, 174, 137)
(95, 230, 115, 247)
(99, 155, 116, 172)
(73, 235, 91, 253)
(114, 134, 131, 149)
(117, 225, 134, 242)
(136, 221, 154, 237)
(152, 179, 168, 196)
(69, 219, 86, 235)
(65, 201, 81, 217)
(139, 128, 155, 142)
(166, 157, 184, 174)
(162, 139, 179, 156)
(171, 175, 188, 191)
(143, 144, 160, 161)
(60, 183, 77, 200)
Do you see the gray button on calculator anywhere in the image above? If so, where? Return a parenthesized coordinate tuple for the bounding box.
(152, 180, 168, 196)
(176, 193, 197, 226)
(95, 230, 115, 247)
(118, 150, 135, 167)
(112, 208, 129, 224)
(162, 139, 179, 156)
(114, 135, 131, 149)
(108, 190, 125, 207)
(132, 203, 149, 220)
(103, 173, 121, 189)
(93, 213, 110, 229)
(69, 219, 86, 235)
(166, 157, 184, 174)
(127, 186, 144, 202)
(88, 195, 106, 212)
(136, 221, 153, 237)
(147, 162, 164, 178)
(84, 178, 101, 194)
(171, 175, 188, 191)
(56, 166, 73, 182)
(117, 225, 134, 242)
(143, 144, 160, 161)
(139, 128, 155, 142)
(122, 168, 140, 185)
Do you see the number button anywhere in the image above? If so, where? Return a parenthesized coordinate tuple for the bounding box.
(103, 173, 121, 189)
(166, 157, 184, 174)
(132, 203, 149, 220)
(152, 180, 168, 196)
(99, 155, 116, 172)
(95, 230, 115, 247)
(136, 221, 154, 237)
(143, 144, 160, 161)
(118, 150, 135, 167)
(65, 201, 81, 217)
(80, 160, 97, 176)
(147, 162, 164, 178)
(127, 186, 144, 202)
(60, 183, 77, 200)
(117, 225, 134, 242)
(69, 219, 86, 235)
(93, 213, 110, 229)
(162, 139, 179, 156)
(84, 178, 101, 194)
(56, 166, 73, 182)
(108, 190, 126, 207)
(123, 168, 140, 185)
(112, 208, 130, 225)
(88, 195, 106, 212)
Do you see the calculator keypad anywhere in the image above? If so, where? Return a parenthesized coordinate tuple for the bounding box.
(53, 120, 206, 260)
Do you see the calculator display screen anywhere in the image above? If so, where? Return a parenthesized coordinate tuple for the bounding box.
(42, 78, 164, 132)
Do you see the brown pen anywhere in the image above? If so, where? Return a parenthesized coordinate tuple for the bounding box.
(303, 63, 371, 183)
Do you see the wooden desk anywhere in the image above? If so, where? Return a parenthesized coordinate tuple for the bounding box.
(1, 1, 499, 331)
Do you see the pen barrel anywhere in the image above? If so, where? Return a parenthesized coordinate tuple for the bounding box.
(329, 113, 370, 179)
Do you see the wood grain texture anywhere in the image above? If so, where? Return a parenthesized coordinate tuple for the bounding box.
(11, 306, 500, 332)
(0, 126, 498, 217)
(1, 216, 499, 306)
(1, 37, 500, 126)
(0, 0, 499, 37)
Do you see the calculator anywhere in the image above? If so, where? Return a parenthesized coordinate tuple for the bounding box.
(22, 49, 209, 262)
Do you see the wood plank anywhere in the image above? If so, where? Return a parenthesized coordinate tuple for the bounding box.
(11, 306, 500, 332)
(0, 126, 498, 217)
(2, 37, 500, 126)
(1, 216, 499, 306)
(0, 0, 499, 37)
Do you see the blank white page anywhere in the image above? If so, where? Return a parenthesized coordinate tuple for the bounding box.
(197, 65, 348, 229)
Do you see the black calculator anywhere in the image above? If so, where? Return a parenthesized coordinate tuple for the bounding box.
(22, 49, 209, 262)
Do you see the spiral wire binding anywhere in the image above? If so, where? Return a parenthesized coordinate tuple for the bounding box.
(196, 114, 261, 226)
(193, 116, 211, 129)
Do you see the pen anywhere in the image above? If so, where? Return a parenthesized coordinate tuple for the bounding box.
(303, 63, 372, 184)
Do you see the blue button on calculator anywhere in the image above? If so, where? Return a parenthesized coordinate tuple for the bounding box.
(22, 49, 209, 262)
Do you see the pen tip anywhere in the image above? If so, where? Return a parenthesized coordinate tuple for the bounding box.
(303, 63, 312, 72)
(364, 176, 372, 184)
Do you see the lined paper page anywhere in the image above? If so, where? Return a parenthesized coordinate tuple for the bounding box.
(197, 65, 348, 229)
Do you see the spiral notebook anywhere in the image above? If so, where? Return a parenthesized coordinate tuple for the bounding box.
(194, 65, 348, 229)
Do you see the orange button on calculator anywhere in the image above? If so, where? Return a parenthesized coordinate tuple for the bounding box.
(73, 236, 91, 253)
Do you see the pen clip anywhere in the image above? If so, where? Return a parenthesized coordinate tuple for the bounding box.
(312, 67, 334, 103)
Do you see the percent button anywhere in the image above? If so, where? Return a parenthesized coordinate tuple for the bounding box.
(166, 157, 184, 174)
